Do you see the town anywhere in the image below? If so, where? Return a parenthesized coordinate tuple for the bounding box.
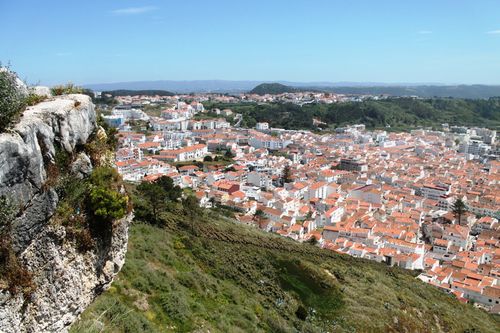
(103, 92, 500, 313)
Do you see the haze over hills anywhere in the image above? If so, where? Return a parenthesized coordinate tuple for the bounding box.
(85, 80, 444, 92)
(85, 80, 500, 99)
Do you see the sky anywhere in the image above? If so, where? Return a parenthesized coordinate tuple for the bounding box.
(1, 0, 500, 85)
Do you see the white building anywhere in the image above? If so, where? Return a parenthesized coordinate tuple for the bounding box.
(256, 122, 269, 131)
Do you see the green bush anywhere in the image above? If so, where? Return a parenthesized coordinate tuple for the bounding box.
(87, 166, 127, 222)
(89, 186, 127, 222)
(0, 68, 26, 132)
(90, 166, 121, 188)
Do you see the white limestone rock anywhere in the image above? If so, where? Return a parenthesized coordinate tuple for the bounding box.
(0, 94, 96, 252)
(0, 88, 131, 333)
(32, 86, 52, 97)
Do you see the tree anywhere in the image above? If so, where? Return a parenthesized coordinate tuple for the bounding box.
(88, 166, 127, 223)
(136, 181, 166, 224)
(452, 198, 467, 224)
(281, 165, 292, 184)
(155, 176, 182, 201)
(306, 235, 318, 246)
(224, 148, 234, 159)
(89, 187, 127, 222)
(203, 155, 213, 162)
(182, 195, 201, 233)
(254, 209, 265, 219)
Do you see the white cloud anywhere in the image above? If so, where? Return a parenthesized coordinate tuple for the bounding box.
(486, 30, 500, 34)
(111, 6, 157, 15)
(417, 30, 433, 34)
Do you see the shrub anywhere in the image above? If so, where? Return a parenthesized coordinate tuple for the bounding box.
(0, 244, 35, 296)
(25, 93, 47, 106)
(51, 83, 83, 96)
(90, 166, 121, 188)
(0, 196, 34, 297)
(67, 226, 95, 252)
(0, 196, 16, 229)
(89, 186, 127, 222)
(157, 291, 192, 323)
(0, 68, 26, 132)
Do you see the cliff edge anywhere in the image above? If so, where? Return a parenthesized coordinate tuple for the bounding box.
(0, 82, 130, 332)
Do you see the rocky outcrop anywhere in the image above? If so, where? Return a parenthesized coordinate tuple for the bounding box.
(0, 90, 131, 332)
(0, 94, 96, 252)
(0, 215, 132, 332)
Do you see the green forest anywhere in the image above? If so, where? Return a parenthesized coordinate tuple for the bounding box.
(205, 97, 500, 131)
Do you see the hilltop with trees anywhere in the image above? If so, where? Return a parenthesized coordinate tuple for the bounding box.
(250, 83, 298, 95)
(205, 97, 500, 131)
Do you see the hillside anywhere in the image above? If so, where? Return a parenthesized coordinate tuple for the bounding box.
(71, 210, 500, 333)
(323, 85, 500, 99)
(250, 83, 298, 95)
(205, 97, 500, 130)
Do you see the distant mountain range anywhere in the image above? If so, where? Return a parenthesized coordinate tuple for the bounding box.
(84, 80, 500, 99)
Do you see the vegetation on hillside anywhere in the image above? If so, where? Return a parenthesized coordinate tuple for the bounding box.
(51, 119, 129, 251)
(322, 85, 500, 99)
(205, 97, 500, 130)
(0, 68, 26, 132)
(134, 176, 182, 225)
(71, 188, 500, 332)
(250, 83, 298, 95)
(51, 83, 84, 96)
(249, 82, 500, 99)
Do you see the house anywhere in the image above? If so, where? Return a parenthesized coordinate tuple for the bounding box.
(212, 180, 240, 195)
(305, 182, 328, 200)
(317, 206, 344, 226)
(443, 224, 471, 250)
(322, 225, 341, 241)
(155, 144, 208, 162)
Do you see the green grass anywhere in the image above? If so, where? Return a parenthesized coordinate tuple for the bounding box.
(71, 211, 500, 333)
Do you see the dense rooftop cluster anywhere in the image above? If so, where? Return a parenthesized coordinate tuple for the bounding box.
(104, 92, 500, 314)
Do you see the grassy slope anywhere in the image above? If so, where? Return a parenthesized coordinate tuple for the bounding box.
(71, 211, 500, 333)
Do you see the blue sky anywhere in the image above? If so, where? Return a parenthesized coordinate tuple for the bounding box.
(1, 0, 500, 85)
